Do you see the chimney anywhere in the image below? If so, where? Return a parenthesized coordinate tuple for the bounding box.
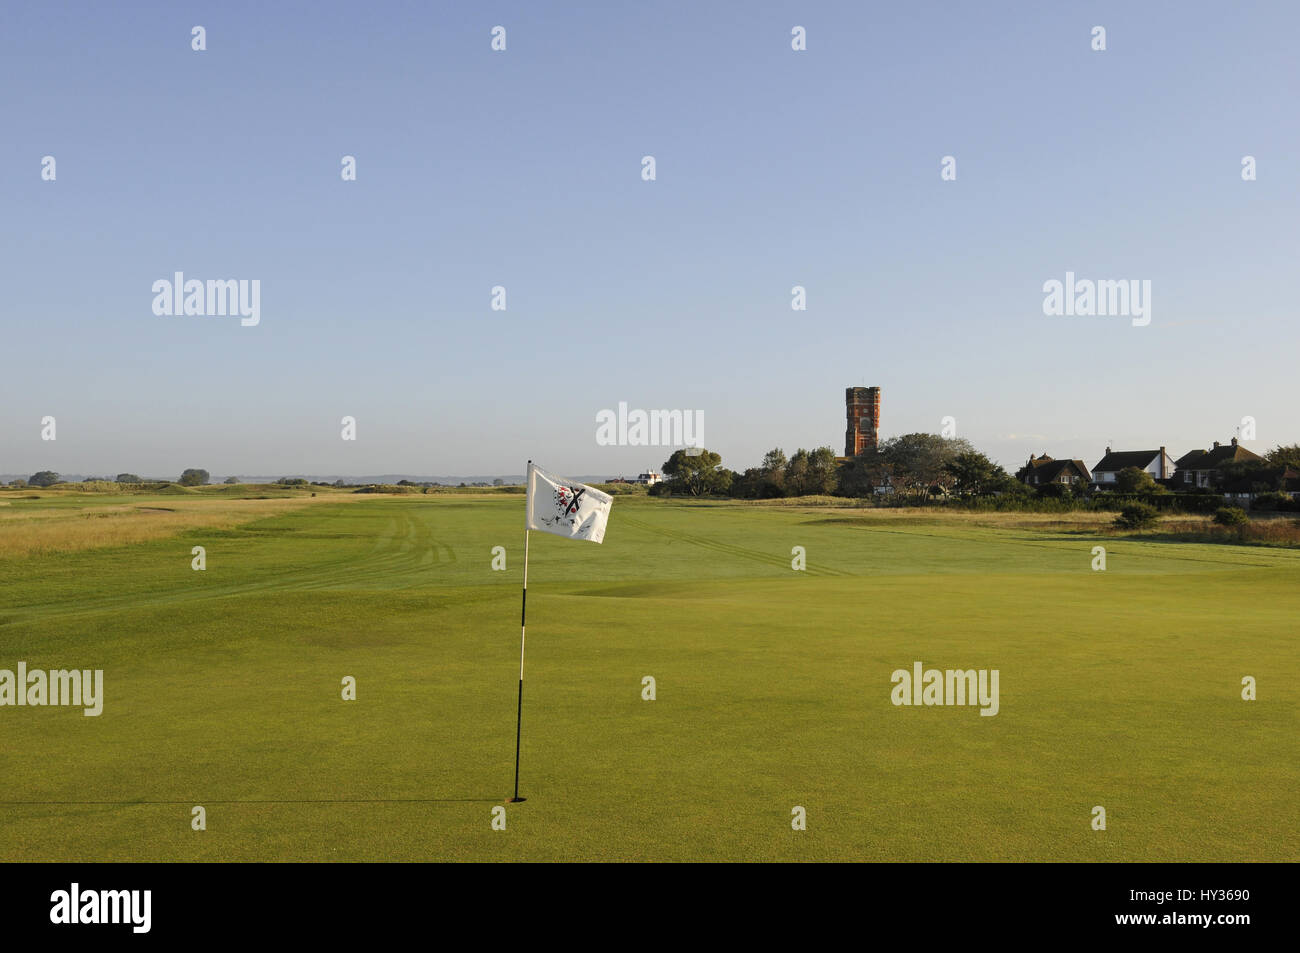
(1213, 441, 1220, 449)
(1231, 437, 1238, 447)
(1159, 446, 1166, 479)
(1105, 446, 1111, 454)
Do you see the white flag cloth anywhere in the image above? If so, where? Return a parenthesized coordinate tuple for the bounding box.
(525, 463, 612, 543)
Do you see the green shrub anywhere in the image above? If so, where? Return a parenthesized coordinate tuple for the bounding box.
(1213, 506, 1249, 526)
(1115, 502, 1159, 530)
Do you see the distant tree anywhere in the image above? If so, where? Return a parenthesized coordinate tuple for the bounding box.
(1264, 444, 1300, 469)
(223, 476, 240, 484)
(493, 478, 504, 486)
(276, 477, 308, 486)
(729, 467, 778, 500)
(999, 479, 1037, 503)
(1216, 458, 1270, 486)
(728, 468, 760, 499)
(944, 451, 1010, 497)
(784, 447, 837, 496)
(8, 478, 27, 487)
(784, 450, 811, 496)
(807, 447, 838, 495)
(28, 471, 60, 487)
(178, 469, 209, 486)
(879, 434, 973, 499)
(661, 448, 730, 496)
(761, 448, 788, 473)
(836, 447, 889, 497)
(1114, 466, 1157, 494)
(333, 479, 348, 487)
(115, 473, 143, 483)
(752, 448, 788, 496)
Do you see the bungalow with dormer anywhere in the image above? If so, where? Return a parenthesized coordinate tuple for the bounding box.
(1172, 438, 1265, 489)
(1016, 454, 1092, 487)
(1089, 446, 1177, 488)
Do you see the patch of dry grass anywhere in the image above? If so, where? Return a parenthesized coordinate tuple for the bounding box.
(0, 496, 330, 558)
(1108, 514, 1300, 547)
(762, 501, 1117, 530)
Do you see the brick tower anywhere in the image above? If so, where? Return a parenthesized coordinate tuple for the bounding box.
(845, 386, 881, 457)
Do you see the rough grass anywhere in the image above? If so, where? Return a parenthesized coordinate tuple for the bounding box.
(46, 481, 201, 494)
(0, 493, 327, 558)
(425, 484, 524, 495)
(1104, 514, 1300, 547)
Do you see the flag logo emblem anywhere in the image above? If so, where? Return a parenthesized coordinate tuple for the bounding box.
(553, 485, 586, 525)
(526, 463, 612, 543)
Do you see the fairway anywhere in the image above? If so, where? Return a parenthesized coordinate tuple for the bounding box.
(1, 492, 1296, 862)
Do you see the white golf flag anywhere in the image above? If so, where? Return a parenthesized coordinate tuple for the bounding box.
(525, 463, 612, 543)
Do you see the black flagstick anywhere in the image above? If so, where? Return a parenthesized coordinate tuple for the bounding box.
(508, 460, 531, 803)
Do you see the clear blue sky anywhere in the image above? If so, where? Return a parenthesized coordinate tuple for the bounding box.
(3, 1, 1296, 479)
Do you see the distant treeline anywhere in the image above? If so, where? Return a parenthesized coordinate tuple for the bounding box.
(645, 437, 1300, 516)
(6, 471, 515, 491)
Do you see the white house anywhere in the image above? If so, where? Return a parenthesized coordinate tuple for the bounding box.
(1089, 446, 1176, 488)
